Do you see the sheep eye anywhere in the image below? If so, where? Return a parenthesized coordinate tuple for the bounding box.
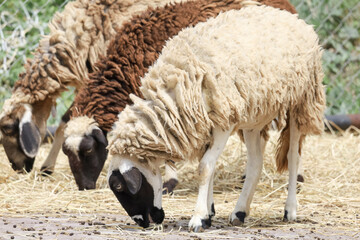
(1, 124, 17, 136)
(84, 148, 93, 155)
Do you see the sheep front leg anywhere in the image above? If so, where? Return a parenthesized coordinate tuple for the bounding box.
(208, 171, 215, 218)
(189, 126, 233, 232)
(284, 117, 301, 221)
(230, 129, 262, 225)
(41, 107, 71, 175)
(40, 120, 66, 174)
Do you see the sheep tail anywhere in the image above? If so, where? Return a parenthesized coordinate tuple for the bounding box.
(275, 111, 290, 173)
(275, 112, 305, 173)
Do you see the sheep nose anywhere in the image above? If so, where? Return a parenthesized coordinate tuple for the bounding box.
(10, 161, 24, 172)
(24, 158, 35, 172)
(78, 181, 96, 190)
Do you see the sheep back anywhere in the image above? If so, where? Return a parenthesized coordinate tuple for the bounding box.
(108, 5, 325, 164)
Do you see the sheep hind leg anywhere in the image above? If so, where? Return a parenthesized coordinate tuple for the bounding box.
(189, 126, 233, 232)
(240, 134, 267, 183)
(284, 117, 301, 221)
(230, 129, 263, 225)
(40, 120, 66, 175)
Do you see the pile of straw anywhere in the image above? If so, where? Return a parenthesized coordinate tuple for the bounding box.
(0, 130, 359, 238)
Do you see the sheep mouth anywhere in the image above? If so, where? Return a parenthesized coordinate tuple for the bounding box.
(131, 207, 164, 228)
(132, 214, 150, 228)
(10, 157, 35, 173)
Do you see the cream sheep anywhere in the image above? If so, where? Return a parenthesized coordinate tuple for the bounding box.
(0, 0, 180, 173)
(107, 5, 325, 231)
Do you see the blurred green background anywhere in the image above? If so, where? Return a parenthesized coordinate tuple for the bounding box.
(0, 0, 359, 126)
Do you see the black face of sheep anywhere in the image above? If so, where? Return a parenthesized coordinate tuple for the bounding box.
(62, 129, 108, 190)
(108, 168, 164, 228)
(0, 104, 42, 173)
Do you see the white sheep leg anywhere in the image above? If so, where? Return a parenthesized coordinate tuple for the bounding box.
(207, 171, 215, 218)
(284, 117, 301, 221)
(40, 120, 66, 174)
(189, 126, 232, 232)
(230, 129, 263, 225)
(240, 134, 267, 181)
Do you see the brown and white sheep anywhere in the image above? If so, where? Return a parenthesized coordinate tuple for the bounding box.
(62, 0, 297, 191)
(0, 0, 181, 173)
(106, 5, 325, 231)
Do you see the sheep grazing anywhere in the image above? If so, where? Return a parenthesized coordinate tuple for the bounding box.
(0, 0, 181, 173)
(107, 4, 325, 231)
(63, 0, 297, 191)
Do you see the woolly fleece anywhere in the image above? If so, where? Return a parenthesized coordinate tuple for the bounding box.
(108, 5, 326, 166)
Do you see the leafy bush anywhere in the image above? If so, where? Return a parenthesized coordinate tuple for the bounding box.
(292, 0, 360, 114)
(0, 0, 71, 124)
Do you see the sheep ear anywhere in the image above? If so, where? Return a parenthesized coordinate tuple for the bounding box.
(92, 128, 108, 146)
(19, 120, 41, 158)
(123, 167, 142, 195)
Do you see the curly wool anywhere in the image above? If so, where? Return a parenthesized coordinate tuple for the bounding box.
(71, 0, 297, 133)
(108, 5, 326, 165)
(6, 0, 180, 108)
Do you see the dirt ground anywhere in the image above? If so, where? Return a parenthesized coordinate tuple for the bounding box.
(0, 132, 359, 239)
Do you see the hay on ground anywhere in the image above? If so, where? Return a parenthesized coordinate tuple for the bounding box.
(0, 131, 359, 238)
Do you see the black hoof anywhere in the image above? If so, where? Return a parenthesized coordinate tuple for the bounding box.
(201, 217, 212, 229)
(40, 166, 53, 176)
(231, 211, 246, 226)
(210, 203, 216, 218)
(283, 210, 288, 221)
(297, 174, 304, 183)
(162, 178, 178, 194)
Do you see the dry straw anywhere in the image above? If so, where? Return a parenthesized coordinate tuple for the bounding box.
(0, 130, 359, 238)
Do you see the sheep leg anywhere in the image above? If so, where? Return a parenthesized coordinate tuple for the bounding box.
(230, 129, 263, 225)
(207, 171, 215, 218)
(284, 117, 301, 221)
(162, 161, 178, 194)
(40, 106, 72, 175)
(40, 120, 66, 174)
(189, 126, 232, 232)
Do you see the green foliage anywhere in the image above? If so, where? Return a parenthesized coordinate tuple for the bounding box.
(292, 0, 360, 114)
(0, 0, 71, 121)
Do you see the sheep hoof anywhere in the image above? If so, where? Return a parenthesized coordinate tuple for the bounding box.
(189, 215, 211, 232)
(297, 174, 304, 183)
(201, 218, 211, 229)
(192, 226, 205, 233)
(283, 210, 296, 222)
(162, 178, 178, 194)
(40, 166, 54, 176)
(230, 211, 246, 226)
